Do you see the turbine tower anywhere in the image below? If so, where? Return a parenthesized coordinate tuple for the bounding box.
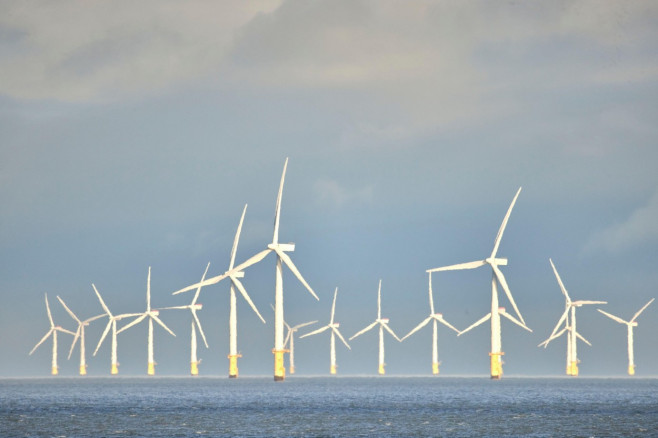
(162, 263, 210, 376)
(117, 267, 176, 375)
(597, 298, 654, 376)
(539, 259, 606, 376)
(301, 287, 351, 375)
(350, 280, 400, 375)
(401, 273, 459, 375)
(57, 296, 104, 376)
(173, 204, 266, 378)
(427, 187, 530, 379)
(30, 293, 75, 375)
(92, 284, 142, 375)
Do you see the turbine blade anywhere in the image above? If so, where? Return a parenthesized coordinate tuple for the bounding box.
(276, 249, 318, 300)
(231, 249, 273, 275)
(92, 284, 112, 317)
(159, 305, 190, 310)
(350, 321, 378, 340)
(572, 300, 607, 306)
(597, 309, 627, 325)
(538, 326, 567, 348)
(152, 315, 176, 337)
(117, 314, 146, 334)
(229, 205, 248, 269)
(499, 309, 532, 332)
(30, 330, 53, 355)
(192, 311, 208, 349)
(57, 327, 76, 336)
(547, 308, 570, 340)
(84, 314, 106, 324)
(147, 267, 152, 312)
(284, 328, 292, 348)
(382, 323, 401, 342)
(549, 258, 571, 303)
(192, 262, 211, 306)
(300, 325, 330, 338)
(231, 276, 266, 323)
(45, 294, 54, 328)
(272, 158, 288, 245)
(436, 315, 460, 334)
(428, 273, 435, 315)
(377, 280, 382, 320)
(292, 321, 318, 331)
(94, 321, 112, 356)
(57, 296, 81, 324)
(492, 264, 525, 325)
(575, 331, 592, 346)
(68, 327, 81, 360)
(401, 316, 432, 341)
(631, 298, 655, 322)
(427, 260, 487, 273)
(458, 313, 491, 336)
(491, 187, 522, 258)
(330, 287, 338, 324)
(333, 328, 351, 349)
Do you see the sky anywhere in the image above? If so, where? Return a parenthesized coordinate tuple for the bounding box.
(1, 0, 657, 378)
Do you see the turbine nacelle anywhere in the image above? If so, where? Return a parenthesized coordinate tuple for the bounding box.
(631, 321, 638, 327)
(268, 243, 295, 252)
(149, 310, 160, 316)
(486, 257, 508, 266)
(192, 304, 203, 311)
(231, 271, 245, 279)
(332, 322, 340, 328)
(433, 313, 443, 318)
(378, 318, 389, 324)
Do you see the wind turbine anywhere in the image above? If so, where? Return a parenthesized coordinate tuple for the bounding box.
(597, 298, 654, 376)
(301, 287, 351, 375)
(427, 187, 531, 379)
(539, 258, 606, 376)
(349, 280, 400, 375)
(117, 267, 176, 375)
(173, 204, 266, 378)
(91, 284, 142, 375)
(161, 263, 210, 376)
(56, 296, 104, 376)
(281, 312, 317, 375)
(29, 293, 75, 375)
(401, 273, 459, 375)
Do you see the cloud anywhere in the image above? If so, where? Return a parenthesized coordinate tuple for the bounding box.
(584, 188, 658, 254)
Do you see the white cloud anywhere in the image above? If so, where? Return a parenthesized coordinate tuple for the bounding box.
(585, 188, 658, 254)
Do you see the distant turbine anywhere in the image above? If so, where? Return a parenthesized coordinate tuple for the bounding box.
(539, 259, 606, 376)
(428, 187, 531, 379)
(91, 284, 142, 375)
(30, 293, 75, 375)
(401, 273, 459, 375)
(162, 263, 211, 376)
(173, 204, 266, 378)
(350, 280, 400, 375)
(597, 298, 654, 376)
(301, 287, 351, 375)
(283, 316, 317, 375)
(56, 296, 104, 376)
(117, 267, 176, 375)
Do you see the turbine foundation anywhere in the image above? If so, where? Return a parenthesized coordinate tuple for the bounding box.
(147, 361, 155, 376)
(111, 363, 119, 375)
(568, 361, 579, 376)
(79, 365, 87, 376)
(489, 352, 503, 379)
(289, 365, 295, 374)
(273, 349, 286, 381)
(190, 361, 199, 376)
(228, 354, 241, 378)
(330, 364, 337, 375)
(432, 362, 439, 375)
(628, 365, 635, 376)
(378, 363, 385, 375)
(51, 366, 58, 376)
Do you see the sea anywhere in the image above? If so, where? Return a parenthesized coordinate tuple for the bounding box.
(1, 376, 656, 437)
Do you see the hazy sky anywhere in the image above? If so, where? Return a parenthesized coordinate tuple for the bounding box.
(1, 0, 657, 377)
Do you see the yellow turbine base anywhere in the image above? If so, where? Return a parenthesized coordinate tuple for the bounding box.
(568, 361, 579, 376)
(432, 362, 439, 375)
(111, 363, 119, 375)
(51, 366, 58, 376)
(628, 365, 635, 376)
(290, 365, 296, 375)
(79, 365, 87, 376)
(330, 364, 337, 375)
(273, 349, 287, 381)
(489, 352, 504, 379)
(147, 362, 155, 376)
(191, 361, 199, 376)
(228, 354, 241, 378)
(378, 363, 385, 375)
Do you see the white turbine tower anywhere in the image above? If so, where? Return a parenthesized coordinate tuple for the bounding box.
(401, 273, 459, 375)
(428, 187, 530, 379)
(162, 263, 210, 376)
(283, 317, 317, 375)
(56, 296, 104, 376)
(539, 259, 606, 376)
(91, 284, 142, 375)
(30, 293, 75, 375)
(301, 288, 351, 375)
(350, 280, 400, 375)
(173, 205, 266, 378)
(117, 267, 176, 375)
(597, 298, 654, 376)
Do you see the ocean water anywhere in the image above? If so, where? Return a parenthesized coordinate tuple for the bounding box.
(1, 377, 656, 437)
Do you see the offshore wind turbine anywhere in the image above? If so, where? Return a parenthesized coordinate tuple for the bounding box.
(350, 280, 400, 375)
(401, 273, 459, 375)
(56, 296, 104, 376)
(162, 263, 210, 376)
(117, 267, 176, 375)
(539, 259, 606, 376)
(173, 204, 266, 378)
(92, 284, 142, 374)
(427, 187, 530, 379)
(282, 315, 317, 375)
(30, 293, 76, 375)
(301, 287, 351, 375)
(597, 298, 654, 376)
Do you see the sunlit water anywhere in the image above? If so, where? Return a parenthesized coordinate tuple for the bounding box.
(1, 377, 656, 437)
